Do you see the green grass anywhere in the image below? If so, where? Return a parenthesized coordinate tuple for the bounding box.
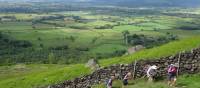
(99, 36, 200, 66)
(90, 44, 127, 56)
(0, 64, 91, 88)
(0, 13, 52, 20)
(0, 22, 32, 31)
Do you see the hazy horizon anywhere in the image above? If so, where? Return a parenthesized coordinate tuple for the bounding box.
(0, 0, 199, 7)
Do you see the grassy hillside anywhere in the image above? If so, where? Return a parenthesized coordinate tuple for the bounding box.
(100, 36, 200, 66)
(1, 36, 200, 88)
(0, 64, 91, 88)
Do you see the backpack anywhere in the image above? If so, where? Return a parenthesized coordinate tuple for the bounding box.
(149, 69, 157, 77)
(105, 79, 112, 86)
(168, 66, 177, 73)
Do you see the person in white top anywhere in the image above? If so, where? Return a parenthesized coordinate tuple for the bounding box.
(146, 65, 158, 82)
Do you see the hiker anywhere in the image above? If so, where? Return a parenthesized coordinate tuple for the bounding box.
(123, 72, 132, 86)
(167, 64, 178, 87)
(106, 76, 115, 88)
(144, 65, 151, 77)
(146, 65, 158, 82)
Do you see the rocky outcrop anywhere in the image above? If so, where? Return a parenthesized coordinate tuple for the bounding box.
(50, 47, 200, 88)
(85, 59, 100, 71)
(127, 45, 145, 55)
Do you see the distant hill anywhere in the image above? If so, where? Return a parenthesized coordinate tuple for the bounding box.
(86, 0, 200, 7)
(0, 0, 199, 7)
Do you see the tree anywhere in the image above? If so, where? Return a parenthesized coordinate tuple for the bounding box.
(32, 23, 36, 29)
(32, 25, 36, 29)
(48, 53, 56, 64)
(39, 43, 44, 48)
(0, 32, 2, 39)
(0, 18, 2, 24)
(91, 37, 98, 44)
(70, 36, 75, 42)
(37, 37, 42, 41)
(166, 32, 170, 35)
(5, 58, 12, 65)
(122, 30, 130, 45)
(72, 16, 82, 22)
(57, 57, 67, 64)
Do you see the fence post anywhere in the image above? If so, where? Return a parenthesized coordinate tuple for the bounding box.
(177, 52, 181, 76)
(133, 60, 137, 79)
(120, 64, 123, 80)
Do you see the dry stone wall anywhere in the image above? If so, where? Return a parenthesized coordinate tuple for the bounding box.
(50, 47, 200, 88)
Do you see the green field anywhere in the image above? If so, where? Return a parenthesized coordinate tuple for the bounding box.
(1, 11, 200, 64)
